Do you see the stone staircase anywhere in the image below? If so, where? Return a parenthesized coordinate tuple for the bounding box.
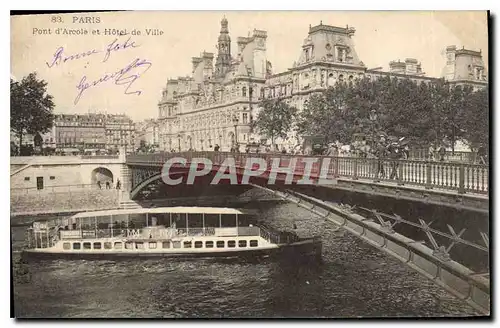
(119, 200, 142, 210)
(10, 163, 31, 177)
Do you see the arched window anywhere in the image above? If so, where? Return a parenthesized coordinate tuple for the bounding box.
(260, 87, 265, 99)
(338, 74, 344, 82)
(242, 87, 247, 97)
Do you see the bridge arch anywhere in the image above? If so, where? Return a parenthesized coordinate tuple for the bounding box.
(91, 166, 114, 186)
(130, 173, 162, 199)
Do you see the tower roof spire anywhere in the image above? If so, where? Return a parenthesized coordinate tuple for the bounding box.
(220, 16, 228, 33)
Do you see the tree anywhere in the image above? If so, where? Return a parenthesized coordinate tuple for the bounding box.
(11, 73, 55, 155)
(458, 87, 489, 151)
(297, 81, 357, 144)
(252, 97, 297, 146)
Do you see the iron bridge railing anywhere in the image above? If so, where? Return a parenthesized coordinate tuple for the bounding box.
(126, 152, 489, 195)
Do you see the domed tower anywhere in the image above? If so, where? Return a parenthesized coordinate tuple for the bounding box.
(215, 16, 232, 79)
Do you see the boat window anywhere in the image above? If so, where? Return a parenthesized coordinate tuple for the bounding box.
(238, 240, 247, 247)
(114, 242, 123, 249)
(83, 242, 91, 250)
(173, 241, 181, 248)
(73, 242, 81, 250)
(183, 241, 192, 248)
(135, 242, 144, 249)
(104, 242, 112, 249)
(205, 241, 214, 248)
(162, 241, 170, 249)
(63, 242, 71, 250)
(250, 240, 258, 247)
(228, 240, 236, 248)
(149, 242, 157, 249)
(216, 241, 225, 248)
(194, 241, 203, 248)
(93, 242, 102, 249)
(125, 242, 133, 249)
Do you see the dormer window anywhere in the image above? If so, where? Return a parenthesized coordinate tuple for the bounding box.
(336, 46, 348, 63)
(305, 49, 310, 62)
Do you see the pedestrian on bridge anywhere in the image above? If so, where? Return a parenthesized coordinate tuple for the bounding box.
(438, 145, 446, 162)
(375, 142, 387, 179)
(388, 143, 402, 179)
(477, 146, 487, 165)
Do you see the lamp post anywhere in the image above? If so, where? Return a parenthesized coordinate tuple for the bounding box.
(177, 134, 181, 152)
(200, 139, 204, 151)
(369, 109, 378, 151)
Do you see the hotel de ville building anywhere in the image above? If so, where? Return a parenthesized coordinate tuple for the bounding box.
(157, 17, 487, 152)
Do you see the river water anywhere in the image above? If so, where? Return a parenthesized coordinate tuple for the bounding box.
(12, 202, 478, 318)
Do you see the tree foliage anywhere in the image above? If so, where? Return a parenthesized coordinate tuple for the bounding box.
(297, 76, 489, 149)
(253, 97, 298, 145)
(11, 73, 55, 152)
(457, 87, 489, 150)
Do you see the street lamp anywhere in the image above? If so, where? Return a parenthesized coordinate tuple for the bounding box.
(200, 139, 204, 151)
(369, 109, 378, 150)
(177, 134, 181, 152)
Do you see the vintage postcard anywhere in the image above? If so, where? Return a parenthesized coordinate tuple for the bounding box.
(10, 11, 489, 319)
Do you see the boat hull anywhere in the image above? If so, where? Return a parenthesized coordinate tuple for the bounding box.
(21, 238, 322, 262)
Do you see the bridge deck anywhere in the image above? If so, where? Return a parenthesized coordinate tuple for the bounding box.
(126, 152, 489, 197)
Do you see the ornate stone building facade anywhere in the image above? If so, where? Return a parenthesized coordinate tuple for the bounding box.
(157, 18, 488, 151)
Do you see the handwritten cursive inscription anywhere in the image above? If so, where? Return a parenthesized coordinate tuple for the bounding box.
(103, 37, 139, 62)
(46, 47, 99, 68)
(46, 37, 140, 68)
(74, 58, 153, 105)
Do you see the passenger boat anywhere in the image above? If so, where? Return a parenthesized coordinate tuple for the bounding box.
(22, 207, 322, 261)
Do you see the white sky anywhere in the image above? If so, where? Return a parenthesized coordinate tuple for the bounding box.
(11, 11, 488, 122)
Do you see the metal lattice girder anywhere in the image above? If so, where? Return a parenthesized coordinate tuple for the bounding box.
(479, 231, 489, 249)
(445, 224, 467, 253)
(419, 219, 452, 262)
(419, 219, 441, 251)
(372, 209, 395, 234)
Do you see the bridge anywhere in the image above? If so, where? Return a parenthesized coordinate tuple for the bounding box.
(125, 152, 488, 212)
(10, 152, 490, 314)
(124, 151, 490, 315)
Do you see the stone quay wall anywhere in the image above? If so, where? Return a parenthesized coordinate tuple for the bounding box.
(11, 189, 121, 215)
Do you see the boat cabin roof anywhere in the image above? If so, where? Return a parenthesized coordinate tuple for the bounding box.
(71, 207, 244, 219)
